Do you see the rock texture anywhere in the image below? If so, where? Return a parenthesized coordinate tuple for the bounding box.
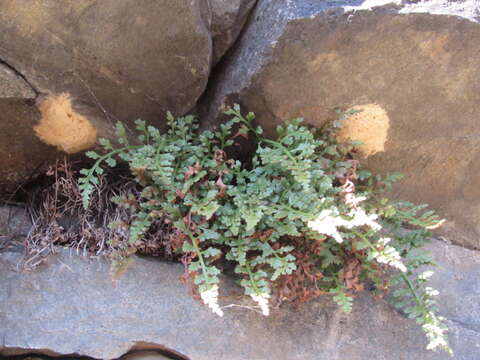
(0, 205, 31, 238)
(121, 351, 172, 360)
(0, 0, 212, 122)
(0, 63, 35, 99)
(0, 99, 53, 194)
(0, 63, 55, 193)
(0, 0, 257, 193)
(0, 239, 478, 360)
(202, 0, 480, 249)
(210, 0, 257, 65)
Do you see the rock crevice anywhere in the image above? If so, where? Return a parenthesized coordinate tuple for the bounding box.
(0, 59, 38, 99)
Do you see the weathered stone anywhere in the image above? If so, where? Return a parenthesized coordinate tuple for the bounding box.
(0, 0, 258, 127)
(0, 0, 258, 193)
(0, 239, 478, 359)
(0, 63, 35, 98)
(0, 205, 32, 238)
(0, 0, 213, 122)
(399, 0, 480, 22)
(210, 0, 257, 65)
(0, 97, 57, 194)
(202, 0, 480, 249)
(425, 240, 480, 335)
(0, 62, 46, 193)
(120, 351, 171, 360)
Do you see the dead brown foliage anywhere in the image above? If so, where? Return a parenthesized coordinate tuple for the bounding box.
(24, 157, 176, 271)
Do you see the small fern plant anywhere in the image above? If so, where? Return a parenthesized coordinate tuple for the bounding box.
(79, 105, 451, 354)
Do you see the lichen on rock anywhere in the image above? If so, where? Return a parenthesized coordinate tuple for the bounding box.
(336, 104, 390, 158)
(34, 93, 97, 154)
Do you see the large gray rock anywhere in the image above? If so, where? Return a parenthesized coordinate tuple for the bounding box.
(0, 239, 478, 359)
(425, 240, 480, 336)
(201, 0, 480, 249)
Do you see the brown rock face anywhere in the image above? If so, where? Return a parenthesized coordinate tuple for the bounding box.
(0, 0, 213, 123)
(203, 0, 480, 248)
(0, 0, 257, 193)
(0, 63, 35, 98)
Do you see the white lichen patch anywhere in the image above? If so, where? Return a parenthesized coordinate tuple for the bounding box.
(343, 0, 480, 23)
(336, 104, 390, 158)
(343, 0, 402, 12)
(34, 93, 97, 154)
(400, 0, 480, 23)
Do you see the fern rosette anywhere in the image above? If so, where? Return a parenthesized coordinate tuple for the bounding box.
(80, 105, 451, 355)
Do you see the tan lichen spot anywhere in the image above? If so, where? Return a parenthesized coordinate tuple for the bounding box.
(336, 104, 390, 158)
(2, 0, 94, 38)
(34, 93, 97, 154)
(2, 1, 51, 38)
(418, 33, 451, 66)
(308, 52, 340, 73)
(99, 65, 124, 86)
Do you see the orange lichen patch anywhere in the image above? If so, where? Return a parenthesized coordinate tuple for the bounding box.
(336, 104, 390, 158)
(34, 93, 97, 154)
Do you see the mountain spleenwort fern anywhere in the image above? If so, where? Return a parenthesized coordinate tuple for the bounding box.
(79, 105, 451, 355)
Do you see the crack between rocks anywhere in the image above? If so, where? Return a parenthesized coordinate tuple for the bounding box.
(193, 0, 259, 115)
(0, 57, 40, 98)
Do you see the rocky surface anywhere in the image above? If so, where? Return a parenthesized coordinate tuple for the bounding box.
(121, 351, 172, 360)
(0, 63, 35, 99)
(0, 98, 56, 194)
(0, 63, 55, 193)
(0, 0, 257, 193)
(0, 205, 31, 238)
(0, 205, 31, 254)
(210, 0, 257, 65)
(0, 350, 171, 360)
(201, 0, 480, 249)
(0, 0, 213, 122)
(0, 239, 478, 360)
(3, 1, 480, 359)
